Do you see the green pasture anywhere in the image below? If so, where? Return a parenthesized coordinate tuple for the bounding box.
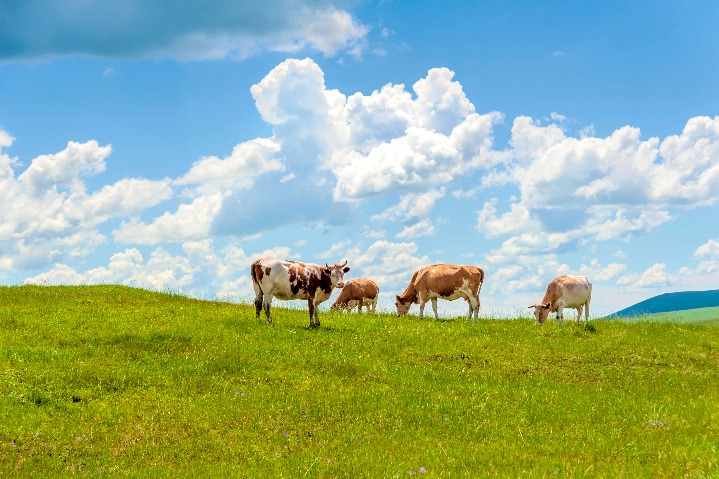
(1, 285, 718, 477)
(616, 306, 719, 325)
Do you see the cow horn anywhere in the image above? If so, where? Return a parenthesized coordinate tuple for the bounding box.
(341, 259, 347, 267)
(325, 263, 329, 268)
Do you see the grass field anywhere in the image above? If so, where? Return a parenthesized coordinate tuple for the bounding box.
(1, 285, 718, 477)
(617, 306, 719, 325)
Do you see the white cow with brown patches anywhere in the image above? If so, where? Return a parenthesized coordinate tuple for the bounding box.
(529, 275, 592, 325)
(251, 258, 350, 327)
(330, 278, 379, 313)
(395, 264, 484, 321)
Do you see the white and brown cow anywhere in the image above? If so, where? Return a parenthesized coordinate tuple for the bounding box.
(251, 258, 350, 327)
(330, 278, 379, 313)
(395, 264, 484, 321)
(529, 275, 592, 325)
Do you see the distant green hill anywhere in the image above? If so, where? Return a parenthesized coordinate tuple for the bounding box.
(609, 289, 719, 318)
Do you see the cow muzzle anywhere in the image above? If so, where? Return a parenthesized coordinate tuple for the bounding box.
(337, 281, 345, 288)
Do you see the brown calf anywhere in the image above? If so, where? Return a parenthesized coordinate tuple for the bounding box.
(330, 278, 380, 313)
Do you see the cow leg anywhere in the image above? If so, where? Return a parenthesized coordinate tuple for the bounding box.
(308, 299, 316, 327)
(371, 299, 377, 313)
(254, 288, 263, 320)
(576, 305, 583, 325)
(584, 300, 590, 324)
(430, 298, 439, 320)
(263, 296, 272, 324)
(358, 303, 362, 313)
(468, 295, 479, 322)
(418, 300, 425, 320)
(556, 307, 564, 326)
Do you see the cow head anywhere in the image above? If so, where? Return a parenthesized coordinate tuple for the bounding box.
(529, 303, 551, 324)
(395, 295, 413, 317)
(325, 260, 350, 289)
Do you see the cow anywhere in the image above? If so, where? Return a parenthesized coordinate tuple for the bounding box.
(395, 264, 484, 321)
(529, 275, 592, 325)
(330, 278, 380, 313)
(251, 258, 350, 327)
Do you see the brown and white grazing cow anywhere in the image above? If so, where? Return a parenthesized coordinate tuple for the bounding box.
(529, 275, 592, 325)
(251, 258, 350, 327)
(330, 278, 379, 313)
(395, 264, 484, 321)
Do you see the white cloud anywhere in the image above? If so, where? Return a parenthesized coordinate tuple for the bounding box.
(695, 238, 719, 258)
(18, 140, 110, 194)
(475, 115, 719, 257)
(396, 219, 437, 239)
(576, 259, 627, 281)
(477, 199, 536, 238)
(114, 193, 223, 245)
(0, 138, 172, 272)
(618, 263, 675, 289)
(175, 138, 283, 195)
(25, 240, 298, 301)
(372, 189, 445, 222)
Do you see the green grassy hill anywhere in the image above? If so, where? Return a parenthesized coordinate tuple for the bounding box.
(619, 306, 719, 325)
(609, 289, 719, 318)
(1, 285, 718, 477)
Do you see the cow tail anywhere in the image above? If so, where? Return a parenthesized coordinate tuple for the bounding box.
(250, 262, 263, 299)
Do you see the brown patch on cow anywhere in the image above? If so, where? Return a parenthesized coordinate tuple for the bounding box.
(251, 260, 264, 284)
(265, 267, 271, 277)
(288, 265, 307, 295)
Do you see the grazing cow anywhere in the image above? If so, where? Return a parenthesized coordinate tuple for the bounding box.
(330, 278, 380, 313)
(251, 258, 350, 327)
(395, 264, 484, 321)
(529, 275, 592, 325)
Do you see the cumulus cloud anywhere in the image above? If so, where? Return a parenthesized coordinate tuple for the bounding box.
(396, 218, 437, 239)
(0, 136, 172, 272)
(329, 67, 504, 200)
(372, 189, 445, 223)
(0, 1, 369, 62)
(476, 115, 719, 256)
(25, 240, 297, 301)
(175, 138, 283, 196)
(695, 238, 719, 258)
(618, 263, 676, 290)
(316, 239, 433, 297)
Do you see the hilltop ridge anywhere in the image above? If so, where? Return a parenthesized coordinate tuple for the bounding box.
(609, 289, 719, 318)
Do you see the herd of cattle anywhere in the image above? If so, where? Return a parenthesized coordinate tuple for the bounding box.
(250, 258, 592, 328)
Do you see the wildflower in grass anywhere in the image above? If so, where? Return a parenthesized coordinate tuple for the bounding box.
(241, 392, 246, 397)
(10, 440, 15, 446)
(274, 452, 279, 458)
(35, 431, 40, 437)
(284, 431, 289, 437)
(419, 467, 427, 474)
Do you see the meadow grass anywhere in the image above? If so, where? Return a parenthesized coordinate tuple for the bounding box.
(1, 285, 718, 478)
(618, 306, 719, 325)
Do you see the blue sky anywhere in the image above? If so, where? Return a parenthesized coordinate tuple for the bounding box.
(1, 0, 718, 316)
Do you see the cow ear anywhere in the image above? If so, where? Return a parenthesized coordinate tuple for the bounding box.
(343, 266, 350, 273)
(543, 303, 551, 310)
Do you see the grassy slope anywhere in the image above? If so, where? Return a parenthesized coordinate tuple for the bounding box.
(625, 306, 719, 325)
(1, 285, 718, 478)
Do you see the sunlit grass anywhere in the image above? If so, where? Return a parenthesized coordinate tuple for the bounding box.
(1, 285, 718, 477)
